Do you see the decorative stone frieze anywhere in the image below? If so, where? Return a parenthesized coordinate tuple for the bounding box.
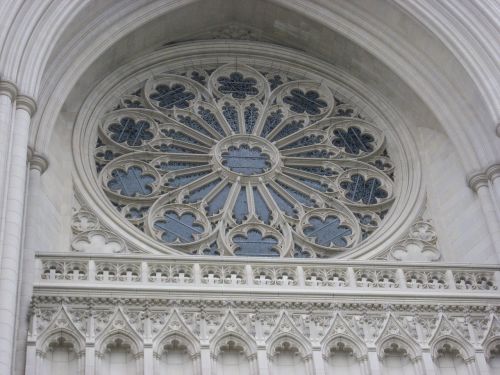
(30, 254, 500, 375)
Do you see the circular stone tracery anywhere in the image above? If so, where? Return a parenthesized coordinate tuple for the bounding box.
(215, 135, 279, 179)
(95, 62, 395, 258)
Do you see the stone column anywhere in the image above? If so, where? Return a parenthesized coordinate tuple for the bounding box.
(199, 343, 211, 375)
(465, 357, 479, 375)
(486, 164, 500, 219)
(14, 150, 48, 374)
(367, 349, 382, 375)
(474, 350, 491, 375)
(0, 80, 17, 257)
(0, 95, 36, 375)
(468, 173, 500, 262)
(256, 347, 270, 375)
(311, 348, 326, 375)
(421, 351, 437, 375)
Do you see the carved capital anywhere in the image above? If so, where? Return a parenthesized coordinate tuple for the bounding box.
(0, 80, 18, 100)
(27, 147, 49, 174)
(467, 172, 488, 192)
(16, 94, 37, 116)
(486, 163, 500, 182)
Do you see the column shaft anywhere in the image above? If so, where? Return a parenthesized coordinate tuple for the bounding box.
(0, 84, 16, 258)
(15, 159, 46, 374)
(256, 349, 270, 375)
(367, 350, 382, 375)
(312, 349, 326, 375)
(0, 103, 32, 374)
(476, 184, 500, 260)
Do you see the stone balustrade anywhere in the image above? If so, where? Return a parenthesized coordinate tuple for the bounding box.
(35, 253, 500, 295)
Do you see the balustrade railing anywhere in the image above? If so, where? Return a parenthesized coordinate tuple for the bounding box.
(36, 254, 500, 293)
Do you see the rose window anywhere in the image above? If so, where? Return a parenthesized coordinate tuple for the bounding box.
(95, 63, 395, 257)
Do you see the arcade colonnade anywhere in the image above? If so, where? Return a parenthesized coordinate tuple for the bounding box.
(0, 0, 499, 374)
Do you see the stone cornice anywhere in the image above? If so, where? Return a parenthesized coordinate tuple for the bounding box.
(27, 147, 49, 174)
(0, 80, 18, 100)
(16, 94, 37, 116)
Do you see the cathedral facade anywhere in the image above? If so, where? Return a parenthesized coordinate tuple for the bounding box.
(0, 1, 499, 374)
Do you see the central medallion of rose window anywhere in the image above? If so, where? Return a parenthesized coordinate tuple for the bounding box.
(222, 144, 269, 175)
(215, 135, 279, 179)
(96, 63, 395, 258)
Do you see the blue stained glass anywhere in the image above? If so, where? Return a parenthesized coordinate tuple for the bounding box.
(191, 71, 206, 85)
(271, 120, 304, 141)
(202, 242, 220, 255)
(266, 185, 297, 218)
(281, 134, 324, 150)
(123, 99, 144, 108)
(96, 149, 119, 161)
(217, 72, 258, 99)
(233, 187, 248, 223)
(334, 108, 354, 117)
(154, 211, 204, 243)
(222, 103, 239, 133)
(166, 171, 210, 188)
(260, 110, 283, 137)
(372, 159, 392, 171)
(244, 104, 259, 133)
(283, 89, 327, 115)
(157, 161, 205, 172)
(293, 176, 328, 192)
(340, 174, 388, 204)
(289, 150, 333, 158)
(155, 144, 203, 154)
(355, 213, 378, 226)
(126, 207, 149, 219)
(293, 245, 312, 258)
(303, 215, 352, 247)
(253, 187, 272, 224)
(233, 229, 279, 257)
(288, 165, 335, 176)
(331, 127, 375, 155)
(268, 75, 283, 90)
(108, 118, 153, 146)
(198, 107, 226, 136)
(149, 84, 195, 109)
(107, 166, 155, 197)
(206, 184, 232, 215)
(277, 181, 316, 207)
(222, 145, 270, 175)
(185, 178, 221, 203)
(161, 129, 200, 145)
(177, 115, 212, 137)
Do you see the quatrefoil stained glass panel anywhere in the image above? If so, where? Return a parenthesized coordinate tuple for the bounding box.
(96, 63, 395, 257)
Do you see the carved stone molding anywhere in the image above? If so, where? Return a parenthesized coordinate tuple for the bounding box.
(467, 163, 500, 191)
(389, 219, 441, 262)
(467, 171, 489, 192)
(16, 94, 37, 117)
(27, 147, 49, 174)
(0, 80, 18, 100)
